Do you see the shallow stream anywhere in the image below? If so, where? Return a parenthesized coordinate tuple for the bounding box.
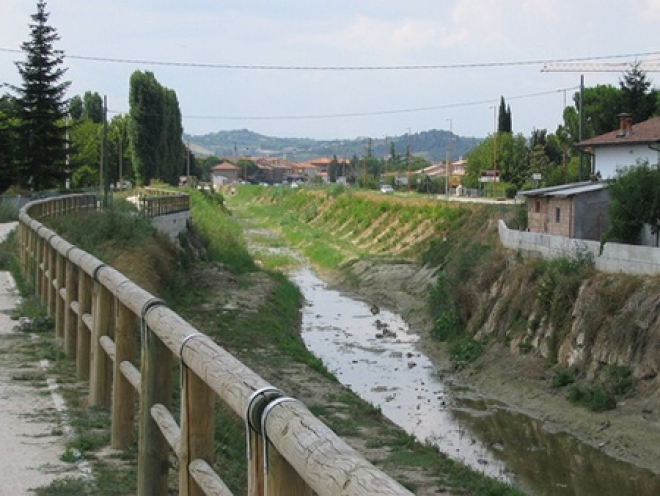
(240, 219, 660, 495)
(291, 267, 660, 496)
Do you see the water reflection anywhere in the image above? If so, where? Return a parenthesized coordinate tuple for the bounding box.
(292, 267, 660, 496)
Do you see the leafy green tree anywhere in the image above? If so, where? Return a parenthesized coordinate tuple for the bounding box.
(108, 114, 133, 187)
(68, 118, 101, 188)
(465, 132, 527, 189)
(620, 62, 658, 124)
(69, 95, 83, 120)
(10, 0, 70, 191)
(0, 95, 18, 192)
(606, 160, 660, 244)
(578, 85, 622, 137)
(82, 91, 103, 123)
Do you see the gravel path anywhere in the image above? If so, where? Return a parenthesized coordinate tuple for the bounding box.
(0, 222, 77, 495)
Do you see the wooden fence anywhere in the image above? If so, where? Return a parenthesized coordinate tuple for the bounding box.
(138, 187, 191, 217)
(17, 194, 413, 496)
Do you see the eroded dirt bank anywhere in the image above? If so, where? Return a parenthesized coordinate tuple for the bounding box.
(329, 258, 660, 476)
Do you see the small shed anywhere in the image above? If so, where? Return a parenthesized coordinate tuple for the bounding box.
(518, 181, 609, 241)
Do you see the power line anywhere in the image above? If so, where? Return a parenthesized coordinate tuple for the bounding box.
(2, 46, 660, 71)
(108, 86, 578, 122)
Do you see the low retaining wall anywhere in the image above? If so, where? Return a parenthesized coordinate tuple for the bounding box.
(150, 210, 190, 240)
(499, 220, 660, 276)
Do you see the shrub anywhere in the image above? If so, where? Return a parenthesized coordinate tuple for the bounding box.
(606, 365, 635, 396)
(430, 309, 462, 342)
(567, 384, 617, 411)
(450, 337, 483, 366)
(552, 367, 576, 388)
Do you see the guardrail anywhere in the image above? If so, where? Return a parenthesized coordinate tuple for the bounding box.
(17, 194, 412, 496)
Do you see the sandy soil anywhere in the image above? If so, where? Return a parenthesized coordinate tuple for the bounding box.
(332, 258, 660, 476)
(0, 223, 79, 495)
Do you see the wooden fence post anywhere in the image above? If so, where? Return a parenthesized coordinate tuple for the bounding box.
(63, 257, 77, 358)
(262, 399, 313, 496)
(39, 235, 49, 305)
(90, 280, 113, 407)
(76, 270, 91, 380)
(112, 302, 138, 449)
(138, 310, 173, 496)
(179, 360, 215, 496)
(46, 241, 57, 318)
(54, 250, 65, 339)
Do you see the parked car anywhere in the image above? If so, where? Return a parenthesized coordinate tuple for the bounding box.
(380, 185, 394, 194)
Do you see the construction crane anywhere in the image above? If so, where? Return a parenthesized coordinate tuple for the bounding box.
(542, 60, 660, 72)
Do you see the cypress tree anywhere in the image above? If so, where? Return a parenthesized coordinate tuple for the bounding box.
(11, 1, 70, 191)
(498, 96, 512, 133)
(128, 70, 184, 186)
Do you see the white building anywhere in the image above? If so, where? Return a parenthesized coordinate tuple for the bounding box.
(577, 114, 660, 179)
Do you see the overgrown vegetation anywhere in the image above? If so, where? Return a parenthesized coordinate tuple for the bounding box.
(566, 365, 635, 412)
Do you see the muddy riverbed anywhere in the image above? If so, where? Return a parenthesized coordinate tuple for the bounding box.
(293, 266, 660, 496)
(239, 216, 660, 495)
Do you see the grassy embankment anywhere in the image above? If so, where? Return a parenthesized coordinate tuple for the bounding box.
(1, 189, 524, 495)
(229, 185, 639, 412)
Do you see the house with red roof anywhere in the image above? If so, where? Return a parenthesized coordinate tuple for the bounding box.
(577, 114, 660, 179)
(211, 161, 239, 188)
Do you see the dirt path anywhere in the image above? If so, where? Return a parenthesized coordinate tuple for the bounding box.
(0, 223, 78, 495)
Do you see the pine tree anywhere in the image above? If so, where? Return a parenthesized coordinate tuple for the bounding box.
(620, 62, 658, 124)
(11, 1, 70, 191)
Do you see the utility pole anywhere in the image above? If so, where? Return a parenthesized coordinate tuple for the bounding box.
(186, 140, 191, 186)
(406, 128, 411, 191)
(446, 118, 452, 196)
(579, 74, 584, 181)
(102, 95, 109, 206)
(489, 105, 497, 198)
(118, 138, 123, 191)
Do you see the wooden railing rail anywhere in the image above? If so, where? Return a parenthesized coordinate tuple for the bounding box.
(138, 187, 190, 218)
(17, 194, 413, 496)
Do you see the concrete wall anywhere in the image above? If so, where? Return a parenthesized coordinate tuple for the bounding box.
(151, 211, 190, 241)
(499, 220, 660, 276)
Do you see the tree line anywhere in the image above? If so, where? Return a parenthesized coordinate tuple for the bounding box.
(464, 64, 660, 196)
(0, 1, 189, 195)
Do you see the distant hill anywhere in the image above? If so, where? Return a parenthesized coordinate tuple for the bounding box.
(184, 129, 482, 163)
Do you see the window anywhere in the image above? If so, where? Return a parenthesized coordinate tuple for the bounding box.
(555, 207, 561, 223)
(535, 201, 540, 213)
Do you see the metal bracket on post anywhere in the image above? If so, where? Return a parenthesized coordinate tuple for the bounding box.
(91, 263, 107, 283)
(178, 332, 205, 385)
(245, 387, 284, 460)
(64, 245, 77, 260)
(261, 396, 303, 475)
(139, 297, 165, 349)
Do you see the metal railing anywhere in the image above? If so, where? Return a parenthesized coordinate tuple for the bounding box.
(17, 194, 412, 496)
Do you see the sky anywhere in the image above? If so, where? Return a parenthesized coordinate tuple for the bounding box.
(2, 0, 660, 141)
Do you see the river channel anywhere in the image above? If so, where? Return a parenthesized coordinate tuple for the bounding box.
(241, 221, 660, 495)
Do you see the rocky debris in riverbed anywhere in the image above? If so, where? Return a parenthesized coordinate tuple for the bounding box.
(375, 320, 397, 339)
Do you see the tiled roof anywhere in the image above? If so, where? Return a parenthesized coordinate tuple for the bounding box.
(211, 162, 238, 171)
(577, 116, 660, 148)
